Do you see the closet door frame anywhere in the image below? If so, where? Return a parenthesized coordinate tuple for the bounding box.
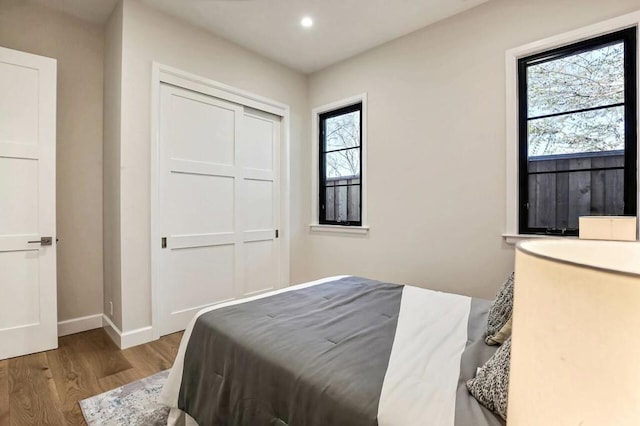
(150, 63, 291, 341)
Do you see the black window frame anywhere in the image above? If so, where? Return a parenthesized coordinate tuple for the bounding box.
(318, 102, 363, 226)
(518, 27, 638, 236)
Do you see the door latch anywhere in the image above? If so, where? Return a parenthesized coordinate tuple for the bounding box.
(161, 237, 167, 249)
(27, 236, 53, 246)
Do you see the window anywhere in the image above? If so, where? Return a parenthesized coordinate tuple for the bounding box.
(318, 102, 363, 226)
(518, 28, 637, 236)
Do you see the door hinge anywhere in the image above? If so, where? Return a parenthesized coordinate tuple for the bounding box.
(275, 229, 279, 239)
(161, 237, 167, 249)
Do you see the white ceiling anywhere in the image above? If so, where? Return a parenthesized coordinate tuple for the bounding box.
(36, 0, 489, 73)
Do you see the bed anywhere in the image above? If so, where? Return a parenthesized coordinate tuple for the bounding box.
(160, 275, 505, 426)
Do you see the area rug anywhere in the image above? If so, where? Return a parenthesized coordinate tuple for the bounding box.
(79, 369, 171, 426)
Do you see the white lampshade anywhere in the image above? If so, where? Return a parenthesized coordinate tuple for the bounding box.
(508, 239, 640, 426)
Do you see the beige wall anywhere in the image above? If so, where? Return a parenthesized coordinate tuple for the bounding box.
(302, 0, 640, 299)
(0, 0, 104, 321)
(112, 0, 308, 331)
(103, 1, 123, 329)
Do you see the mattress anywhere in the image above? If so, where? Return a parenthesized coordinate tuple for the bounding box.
(160, 276, 504, 426)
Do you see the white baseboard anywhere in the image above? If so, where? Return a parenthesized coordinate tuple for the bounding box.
(58, 314, 104, 337)
(102, 314, 122, 347)
(101, 314, 155, 349)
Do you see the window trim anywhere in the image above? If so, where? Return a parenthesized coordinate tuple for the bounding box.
(504, 12, 640, 243)
(311, 94, 368, 234)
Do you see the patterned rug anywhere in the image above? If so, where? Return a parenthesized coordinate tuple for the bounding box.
(79, 370, 171, 426)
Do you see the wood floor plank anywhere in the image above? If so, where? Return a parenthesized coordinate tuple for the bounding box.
(45, 341, 98, 425)
(9, 352, 66, 426)
(5, 328, 183, 426)
(99, 331, 182, 392)
(96, 367, 146, 393)
(66, 329, 133, 380)
(159, 332, 183, 357)
(0, 359, 9, 425)
(122, 339, 175, 376)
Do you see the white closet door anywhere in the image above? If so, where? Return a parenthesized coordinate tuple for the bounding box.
(0, 47, 57, 360)
(240, 108, 280, 297)
(158, 84, 280, 336)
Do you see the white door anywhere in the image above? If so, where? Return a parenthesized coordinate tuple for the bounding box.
(158, 84, 280, 336)
(0, 47, 57, 360)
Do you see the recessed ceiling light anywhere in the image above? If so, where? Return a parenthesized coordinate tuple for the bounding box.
(301, 16, 313, 28)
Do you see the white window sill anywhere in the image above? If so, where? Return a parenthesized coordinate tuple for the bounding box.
(502, 233, 578, 245)
(310, 224, 370, 235)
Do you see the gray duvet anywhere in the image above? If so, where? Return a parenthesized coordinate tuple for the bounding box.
(176, 276, 504, 426)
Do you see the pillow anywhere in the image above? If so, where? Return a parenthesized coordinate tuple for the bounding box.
(485, 272, 514, 345)
(467, 337, 511, 420)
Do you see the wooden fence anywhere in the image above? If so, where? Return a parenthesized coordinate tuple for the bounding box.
(528, 150, 624, 229)
(324, 177, 360, 223)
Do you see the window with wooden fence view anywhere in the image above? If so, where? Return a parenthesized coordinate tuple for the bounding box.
(518, 28, 637, 235)
(319, 103, 362, 225)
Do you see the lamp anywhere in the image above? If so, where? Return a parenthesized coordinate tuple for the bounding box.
(508, 239, 640, 426)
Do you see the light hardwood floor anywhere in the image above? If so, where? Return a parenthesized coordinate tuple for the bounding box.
(0, 328, 183, 426)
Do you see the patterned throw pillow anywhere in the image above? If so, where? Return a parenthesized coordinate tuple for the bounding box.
(467, 337, 511, 420)
(485, 272, 514, 345)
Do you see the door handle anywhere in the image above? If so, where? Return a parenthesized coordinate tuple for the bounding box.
(27, 237, 53, 246)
